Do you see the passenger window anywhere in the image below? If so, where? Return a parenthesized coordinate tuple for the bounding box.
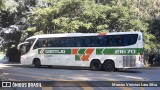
(47, 39, 52, 47)
(65, 37, 74, 47)
(52, 38, 60, 47)
(42, 39, 47, 47)
(90, 36, 98, 47)
(99, 36, 106, 47)
(75, 37, 82, 47)
(106, 36, 114, 46)
(82, 37, 90, 47)
(115, 36, 123, 46)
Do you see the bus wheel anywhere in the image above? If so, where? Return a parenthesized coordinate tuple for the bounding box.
(90, 60, 102, 71)
(33, 59, 41, 68)
(103, 60, 115, 72)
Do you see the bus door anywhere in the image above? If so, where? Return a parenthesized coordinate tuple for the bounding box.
(18, 42, 31, 64)
(33, 39, 56, 65)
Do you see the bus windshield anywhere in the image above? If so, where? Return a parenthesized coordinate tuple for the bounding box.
(25, 38, 36, 49)
(20, 38, 36, 55)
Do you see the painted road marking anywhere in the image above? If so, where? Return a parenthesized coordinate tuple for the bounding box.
(118, 75, 145, 80)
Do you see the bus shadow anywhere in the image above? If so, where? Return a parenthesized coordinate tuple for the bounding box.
(5, 64, 91, 70)
(4, 63, 146, 73)
(116, 69, 141, 73)
(42, 66, 143, 73)
(41, 66, 91, 70)
(4, 64, 33, 68)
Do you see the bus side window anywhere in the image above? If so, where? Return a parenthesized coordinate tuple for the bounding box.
(124, 35, 129, 46)
(33, 40, 39, 49)
(106, 36, 113, 46)
(131, 34, 138, 44)
(123, 34, 138, 46)
(51, 38, 56, 47)
(90, 36, 98, 47)
(115, 36, 123, 46)
(65, 37, 74, 47)
(106, 35, 118, 46)
(124, 35, 133, 46)
(82, 37, 90, 47)
(47, 39, 52, 47)
(42, 39, 47, 47)
(75, 37, 82, 47)
(59, 38, 64, 47)
(98, 36, 106, 47)
(52, 38, 60, 47)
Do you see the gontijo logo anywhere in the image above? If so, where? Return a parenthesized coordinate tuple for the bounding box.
(38, 49, 71, 54)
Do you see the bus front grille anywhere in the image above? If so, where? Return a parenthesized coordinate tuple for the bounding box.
(123, 56, 136, 67)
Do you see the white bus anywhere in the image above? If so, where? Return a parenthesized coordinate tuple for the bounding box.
(18, 32, 144, 71)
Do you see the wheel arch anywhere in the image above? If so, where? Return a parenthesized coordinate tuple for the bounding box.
(90, 59, 102, 71)
(90, 59, 101, 66)
(32, 58, 41, 65)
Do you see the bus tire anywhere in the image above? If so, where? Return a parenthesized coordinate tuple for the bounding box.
(103, 60, 115, 72)
(33, 59, 41, 68)
(90, 60, 102, 71)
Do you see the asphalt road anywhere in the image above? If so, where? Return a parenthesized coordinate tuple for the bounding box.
(0, 60, 160, 90)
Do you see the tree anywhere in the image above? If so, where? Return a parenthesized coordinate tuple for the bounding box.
(0, 0, 4, 9)
(0, 0, 38, 49)
(1, 0, 160, 52)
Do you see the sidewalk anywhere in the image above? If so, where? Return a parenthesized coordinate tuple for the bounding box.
(0, 57, 16, 90)
(0, 58, 9, 81)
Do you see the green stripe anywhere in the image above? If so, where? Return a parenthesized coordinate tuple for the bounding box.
(96, 49, 103, 54)
(38, 48, 143, 55)
(78, 49, 86, 54)
(75, 55, 82, 61)
(96, 48, 143, 55)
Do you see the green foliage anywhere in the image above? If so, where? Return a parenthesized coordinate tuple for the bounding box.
(26, 0, 160, 51)
(28, 0, 110, 33)
(1, 0, 18, 13)
(1, 0, 160, 51)
(0, 0, 3, 9)
(27, 27, 36, 32)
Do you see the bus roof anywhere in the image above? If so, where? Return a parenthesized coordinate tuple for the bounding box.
(26, 31, 142, 40)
